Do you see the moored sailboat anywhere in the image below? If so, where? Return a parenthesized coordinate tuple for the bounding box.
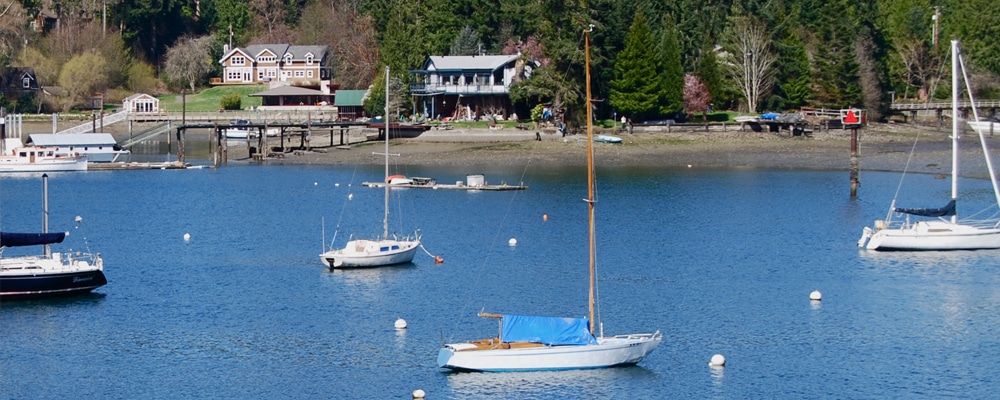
(319, 67, 421, 268)
(0, 174, 106, 299)
(858, 40, 1000, 251)
(437, 25, 661, 372)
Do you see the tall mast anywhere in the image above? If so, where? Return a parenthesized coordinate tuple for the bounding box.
(585, 24, 596, 334)
(383, 66, 390, 239)
(951, 40, 959, 224)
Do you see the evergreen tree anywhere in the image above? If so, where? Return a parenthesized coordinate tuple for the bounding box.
(658, 16, 685, 116)
(610, 12, 660, 121)
(695, 45, 728, 111)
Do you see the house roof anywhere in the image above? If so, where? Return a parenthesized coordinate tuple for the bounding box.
(219, 44, 329, 64)
(249, 86, 328, 97)
(29, 133, 118, 146)
(333, 90, 368, 107)
(422, 55, 521, 72)
(123, 93, 157, 102)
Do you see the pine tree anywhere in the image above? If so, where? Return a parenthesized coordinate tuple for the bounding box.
(610, 12, 660, 121)
(658, 16, 685, 116)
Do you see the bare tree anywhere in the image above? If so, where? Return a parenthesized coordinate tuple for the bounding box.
(329, 3, 378, 89)
(725, 15, 776, 113)
(250, 0, 293, 44)
(854, 35, 883, 121)
(894, 38, 940, 100)
(163, 35, 215, 92)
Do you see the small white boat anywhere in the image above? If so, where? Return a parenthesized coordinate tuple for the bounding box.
(593, 135, 622, 143)
(968, 120, 999, 135)
(734, 115, 759, 123)
(438, 26, 661, 372)
(0, 139, 87, 172)
(858, 40, 1000, 251)
(320, 67, 422, 269)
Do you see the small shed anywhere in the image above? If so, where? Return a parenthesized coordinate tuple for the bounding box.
(333, 89, 368, 121)
(123, 93, 160, 113)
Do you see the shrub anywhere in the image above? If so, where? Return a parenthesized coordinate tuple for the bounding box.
(220, 94, 242, 110)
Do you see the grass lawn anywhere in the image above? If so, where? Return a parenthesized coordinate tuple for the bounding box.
(158, 85, 266, 112)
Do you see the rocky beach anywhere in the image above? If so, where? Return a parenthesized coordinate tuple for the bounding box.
(261, 122, 991, 178)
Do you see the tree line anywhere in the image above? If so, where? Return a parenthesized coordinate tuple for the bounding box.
(0, 0, 997, 125)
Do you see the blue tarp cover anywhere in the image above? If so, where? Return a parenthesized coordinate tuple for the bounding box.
(895, 199, 957, 217)
(501, 315, 596, 345)
(0, 232, 66, 248)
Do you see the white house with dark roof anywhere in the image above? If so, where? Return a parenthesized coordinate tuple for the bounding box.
(410, 54, 537, 121)
(216, 44, 331, 90)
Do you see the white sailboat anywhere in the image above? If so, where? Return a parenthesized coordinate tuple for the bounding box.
(319, 67, 421, 268)
(437, 26, 662, 372)
(858, 40, 1000, 251)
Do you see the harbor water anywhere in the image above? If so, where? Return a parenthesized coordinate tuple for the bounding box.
(2, 156, 999, 398)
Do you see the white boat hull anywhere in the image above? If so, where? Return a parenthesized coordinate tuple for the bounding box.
(319, 238, 420, 268)
(968, 120, 1000, 134)
(861, 221, 1000, 251)
(437, 332, 662, 372)
(0, 157, 88, 172)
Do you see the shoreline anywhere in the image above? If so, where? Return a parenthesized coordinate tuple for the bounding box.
(253, 123, 987, 177)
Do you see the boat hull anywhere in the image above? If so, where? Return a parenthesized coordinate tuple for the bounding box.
(862, 221, 1000, 251)
(320, 238, 420, 268)
(0, 157, 88, 172)
(0, 269, 107, 299)
(437, 332, 662, 372)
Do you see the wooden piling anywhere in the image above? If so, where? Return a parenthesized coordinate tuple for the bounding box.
(850, 127, 859, 198)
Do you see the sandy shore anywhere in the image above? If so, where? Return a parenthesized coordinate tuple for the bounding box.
(248, 122, 993, 178)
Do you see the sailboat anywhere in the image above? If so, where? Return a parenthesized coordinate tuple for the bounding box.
(437, 25, 662, 372)
(858, 40, 1000, 251)
(319, 67, 421, 268)
(1, 174, 107, 299)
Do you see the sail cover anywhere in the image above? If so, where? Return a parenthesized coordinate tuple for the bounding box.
(0, 232, 66, 248)
(500, 315, 597, 345)
(894, 199, 957, 217)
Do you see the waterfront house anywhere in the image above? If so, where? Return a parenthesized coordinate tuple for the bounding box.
(216, 44, 331, 88)
(410, 54, 538, 121)
(0, 67, 40, 96)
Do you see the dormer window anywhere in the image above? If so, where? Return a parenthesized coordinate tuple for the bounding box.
(231, 56, 245, 66)
(258, 55, 276, 63)
(284, 54, 293, 64)
(22, 76, 31, 88)
(306, 54, 314, 65)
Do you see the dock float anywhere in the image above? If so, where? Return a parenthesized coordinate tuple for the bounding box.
(362, 174, 526, 191)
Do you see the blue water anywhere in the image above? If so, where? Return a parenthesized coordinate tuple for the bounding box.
(2, 161, 1000, 399)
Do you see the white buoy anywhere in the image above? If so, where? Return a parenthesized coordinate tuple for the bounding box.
(508, 238, 517, 246)
(335, 183, 340, 187)
(395, 318, 407, 330)
(75, 215, 83, 223)
(709, 354, 726, 367)
(348, 193, 354, 200)
(183, 233, 191, 241)
(687, 164, 692, 168)
(810, 290, 822, 301)
(412, 389, 425, 399)
(314, 182, 318, 186)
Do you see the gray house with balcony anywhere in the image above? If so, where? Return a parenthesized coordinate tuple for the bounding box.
(410, 54, 537, 121)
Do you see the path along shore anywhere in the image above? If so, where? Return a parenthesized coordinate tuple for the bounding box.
(251, 122, 996, 179)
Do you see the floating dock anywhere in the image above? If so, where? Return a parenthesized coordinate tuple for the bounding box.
(362, 174, 526, 191)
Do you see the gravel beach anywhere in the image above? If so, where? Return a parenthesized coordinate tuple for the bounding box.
(257, 122, 992, 178)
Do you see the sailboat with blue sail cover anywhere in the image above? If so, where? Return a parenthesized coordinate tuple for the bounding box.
(858, 40, 1000, 251)
(436, 25, 662, 372)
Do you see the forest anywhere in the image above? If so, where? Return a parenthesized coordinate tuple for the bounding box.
(0, 0, 998, 125)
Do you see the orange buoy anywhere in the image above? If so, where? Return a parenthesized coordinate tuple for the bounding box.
(434, 255, 444, 264)
(543, 214, 548, 221)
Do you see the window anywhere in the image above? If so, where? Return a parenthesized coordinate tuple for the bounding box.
(284, 54, 293, 64)
(307, 70, 313, 78)
(227, 71, 243, 81)
(294, 70, 304, 77)
(231, 56, 245, 66)
(306, 54, 314, 65)
(259, 56, 276, 63)
(22, 76, 31, 88)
